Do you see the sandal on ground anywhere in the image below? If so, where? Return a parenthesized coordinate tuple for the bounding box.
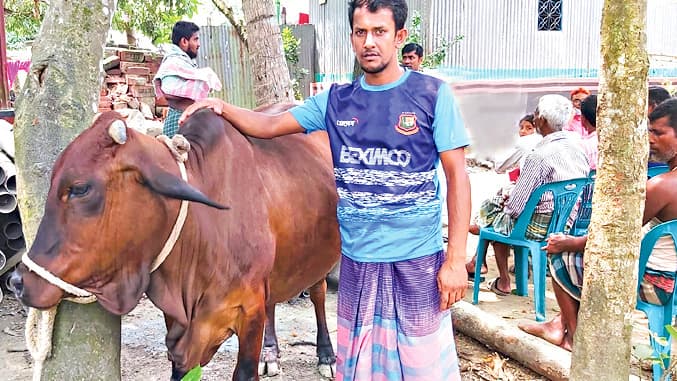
(487, 277, 511, 296)
(467, 271, 485, 282)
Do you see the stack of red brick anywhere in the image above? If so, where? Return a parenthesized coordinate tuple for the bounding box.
(98, 48, 169, 118)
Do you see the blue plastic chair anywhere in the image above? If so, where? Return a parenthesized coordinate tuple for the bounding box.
(648, 165, 670, 178)
(472, 177, 590, 322)
(635, 220, 677, 381)
(570, 171, 596, 236)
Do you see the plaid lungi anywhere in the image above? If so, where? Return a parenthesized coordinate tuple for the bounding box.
(550, 252, 675, 305)
(336, 252, 461, 381)
(477, 195, 551, 240)
(163, 107, 182, 137)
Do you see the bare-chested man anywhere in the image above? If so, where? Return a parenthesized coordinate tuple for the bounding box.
(519, 97, 677, 350)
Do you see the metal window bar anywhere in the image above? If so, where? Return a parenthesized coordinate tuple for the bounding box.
(538, 0, 563, 31)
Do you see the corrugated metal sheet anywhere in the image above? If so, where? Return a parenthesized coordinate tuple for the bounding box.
(309, 0, 354, 82)
(195, 25, 256, 108)
(310, 0, 677, 81)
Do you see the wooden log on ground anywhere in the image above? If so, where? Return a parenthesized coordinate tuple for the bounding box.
(451, 301, 571, 381)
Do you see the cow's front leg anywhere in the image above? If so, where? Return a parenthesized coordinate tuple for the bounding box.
(309, 279, 336, 379)
(164, 314, 230, 381)
(259, 304, 281, 377)
(234, 299, 266, 381)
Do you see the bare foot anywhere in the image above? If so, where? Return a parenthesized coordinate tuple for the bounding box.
(518, 315, 565, 346)
(465, 260, 488, 275)
(559, 332, 573, 352)
(469, 224, 480, 235)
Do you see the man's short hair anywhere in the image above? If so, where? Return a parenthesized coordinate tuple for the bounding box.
(172, 21, 200, 46)
(537, 94, 573, 131)
(348, 0, 408, 31)
(580, 94, 598, 127)
(649, 97, 677, 132)
(402, 43, 423, 58)
(649, 86, 671, 108)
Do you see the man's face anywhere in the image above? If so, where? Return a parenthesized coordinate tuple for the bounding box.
(402, 51, 422, 71)
(571, 93, 587, 110)
(351, 6, 406, 74)
(649, 116, 677, 163)
(182, 32, 200, 59)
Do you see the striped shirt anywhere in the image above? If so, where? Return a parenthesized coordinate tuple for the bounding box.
(504, 131, 589, 218)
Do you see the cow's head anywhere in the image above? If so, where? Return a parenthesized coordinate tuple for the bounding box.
(11, 112, 226, 314)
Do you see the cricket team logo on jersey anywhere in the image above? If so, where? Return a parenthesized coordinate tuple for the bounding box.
(395, 112, 419, 135)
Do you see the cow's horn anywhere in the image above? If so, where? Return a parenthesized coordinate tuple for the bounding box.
(108, 120, 127, 144)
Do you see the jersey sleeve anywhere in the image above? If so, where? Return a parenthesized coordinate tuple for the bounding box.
(289, 90, 330, 133)
(432, 83, 470, 152)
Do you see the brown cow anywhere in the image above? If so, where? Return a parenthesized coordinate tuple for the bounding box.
(11, 108, 341, 380)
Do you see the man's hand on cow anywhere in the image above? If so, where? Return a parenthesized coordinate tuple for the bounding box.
(179, 98, 226, 125)
(437, 255, 467, 311)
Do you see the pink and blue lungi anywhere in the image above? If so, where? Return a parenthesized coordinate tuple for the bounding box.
(336, 251, 461, 381)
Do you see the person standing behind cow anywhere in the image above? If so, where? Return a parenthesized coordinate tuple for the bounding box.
(180, 1, 471, 379)
(154, 21, 222, 137)
(401, 42, 423, 71)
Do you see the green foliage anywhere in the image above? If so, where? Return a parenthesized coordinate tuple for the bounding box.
(4, 0, 199, 47)
(113, 0, 199, 45)
(4, 0, 48, 48)
(405, 11, 463, 69)
(632, 325, 677, 380)
(281, 26, 309, 100)
(181, 365, 202, 381)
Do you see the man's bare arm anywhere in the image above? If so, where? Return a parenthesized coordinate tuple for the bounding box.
(437, 148, 471, 310)
(179, 98, 304, 138)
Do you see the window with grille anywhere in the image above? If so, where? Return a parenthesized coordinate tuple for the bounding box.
(538, 0, 562, 31)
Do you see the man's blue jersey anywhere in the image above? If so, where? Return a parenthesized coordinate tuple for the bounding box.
(290, 70, 469, 262)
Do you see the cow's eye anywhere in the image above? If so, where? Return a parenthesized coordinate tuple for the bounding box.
(68, 184, 90, 199)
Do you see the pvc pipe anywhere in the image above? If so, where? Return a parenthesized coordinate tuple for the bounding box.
(0, 120, 14, 158)
(6, 237, 24, 252)
(2, 219, 21, 240)
(0, 191, 16, 213)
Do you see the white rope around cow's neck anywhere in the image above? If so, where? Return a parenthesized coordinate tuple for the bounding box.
(22, 134, 191, 381)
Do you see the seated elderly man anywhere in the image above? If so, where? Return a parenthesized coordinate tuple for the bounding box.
(465, 94, 589, 294)
(519, 97, 677, 351)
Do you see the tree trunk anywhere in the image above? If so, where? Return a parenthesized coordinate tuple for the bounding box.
(242, 0, 294, 106)
(451, 301, 570, 381)
(125, 27, 137, 46)
(13, 0, 120, 380)
(570, 1, 649, 380)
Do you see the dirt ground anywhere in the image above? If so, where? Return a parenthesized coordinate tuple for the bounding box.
(1, 290, 545, 381)
(0, 168, 657, 380)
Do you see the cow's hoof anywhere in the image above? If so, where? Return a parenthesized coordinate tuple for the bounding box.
(318, 363, 336, 379)
(258, 360, 280, 377)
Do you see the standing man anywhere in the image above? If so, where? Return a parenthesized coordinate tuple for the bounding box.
(401, 42, 424, 71)
(180, 1, 471, 379)
(154, 21, 222, 137)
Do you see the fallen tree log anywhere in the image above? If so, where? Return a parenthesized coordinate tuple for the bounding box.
(451, 301, 570, 381)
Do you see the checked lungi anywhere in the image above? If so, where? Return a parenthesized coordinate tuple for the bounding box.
(162, 107, 182, 138)
(336, 251, 461, 381)
(550, 251, 675, 305)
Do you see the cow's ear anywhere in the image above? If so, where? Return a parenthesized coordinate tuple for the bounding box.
(139, 165, 229, 210)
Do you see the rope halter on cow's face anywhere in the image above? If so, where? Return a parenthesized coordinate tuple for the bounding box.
(21, 120, 192, 381)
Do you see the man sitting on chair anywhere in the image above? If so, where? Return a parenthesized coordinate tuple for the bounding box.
(519, 97, 677, 351)
(465, 94, 589, 294)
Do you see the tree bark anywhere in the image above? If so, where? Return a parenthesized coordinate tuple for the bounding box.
(242, 0, 294, 106)
(570, 1, 649, 380)
(13, 0, 121, 379)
